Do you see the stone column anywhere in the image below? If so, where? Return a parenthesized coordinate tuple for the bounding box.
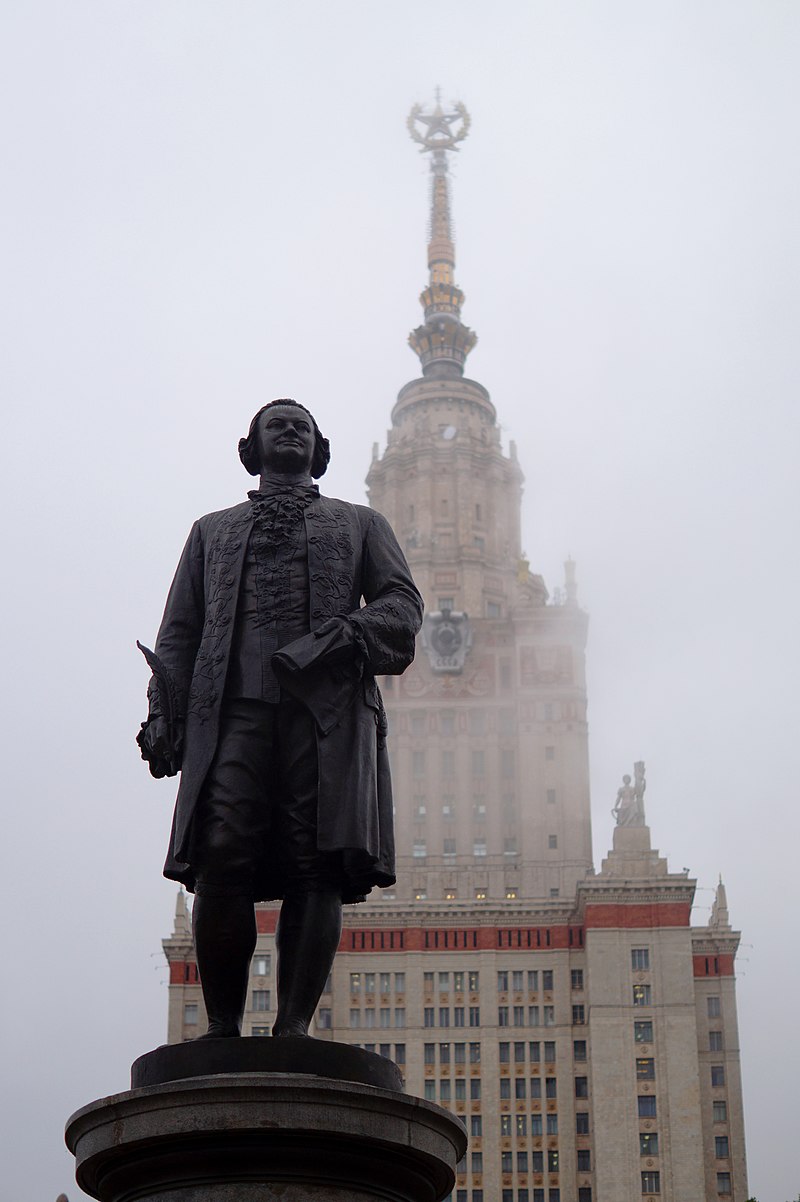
(66, 1041, 466, 1202)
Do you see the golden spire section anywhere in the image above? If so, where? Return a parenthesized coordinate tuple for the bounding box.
(407, 98, 477, 378)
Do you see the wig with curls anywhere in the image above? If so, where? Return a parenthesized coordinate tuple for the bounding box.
(238, 399, 330, 478)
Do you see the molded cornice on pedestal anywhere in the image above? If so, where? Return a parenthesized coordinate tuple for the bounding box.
(67, 1073, 466, 1202)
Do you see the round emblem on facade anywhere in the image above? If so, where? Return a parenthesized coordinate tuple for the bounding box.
(442, 425, 457, 440)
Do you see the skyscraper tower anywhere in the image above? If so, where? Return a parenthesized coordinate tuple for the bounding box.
(367, 98, 593, 904)
(162, 99, 748, 1202)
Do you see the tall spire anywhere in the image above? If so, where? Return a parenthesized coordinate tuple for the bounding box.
(407, 97, 477, 378)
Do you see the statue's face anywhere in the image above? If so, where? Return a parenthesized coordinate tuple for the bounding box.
(257, 405, 315, 474)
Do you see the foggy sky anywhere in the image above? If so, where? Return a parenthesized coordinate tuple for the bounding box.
(1, 3, 798, 1200)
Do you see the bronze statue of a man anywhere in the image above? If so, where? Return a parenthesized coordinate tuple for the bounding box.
(138, 401, 422, 1038)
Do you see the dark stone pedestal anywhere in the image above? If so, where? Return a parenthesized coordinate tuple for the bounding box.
(66, 1041, 466, 1202)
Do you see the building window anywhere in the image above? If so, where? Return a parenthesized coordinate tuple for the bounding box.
(469, 1042, 481, 1064)
(498, 970, 508, 991)
(576, 1111, 589, 1134)
(470, 1079, 481, 1100)
(545, 1077, 557, 1099)
(542, 970, 554, 991)
(474, 840, 487, 857)
(252, 990, 270, 1012)
(709, 1031, 724, 1051)
(499, 1041, 510, 1063)
(183, 1003, 198, 1025)
(516, 1115, 528, 1137)
(439, 1007, 450, 1027)
(472, 750, 485, 776)
(634, 1021, 653, 1044)
(499, 1078, 511, 1100)
(636, 1058, 655, 1081)
(713, 1101, 727, 1122)
(707, 995, 721, 1017)
(546, 1113, 558, 1135)
(349, 1008, 360, 1028)
(413, 841, 426, 858)
(578, 1190, 592, 1202)
(518, 1152, 529, 1172)
(577, 1149, 591, 1171)
(572, 1004, 585, 1025)
(395, 972, 405, 992)
(527, 970, 538, 991)
(573, 1039, 587, 1061)
(529, 1006, 540, 1026)
(547, 1151, 559, 1173)
(514, 1040, 526, 1063)
(317, 1007, 332, 1029)
(501, 750, 515, 778)
(253, 955, 271, 976)
(711, 1065, 726, 1087)
(453, 1006, 465, 1026)
(469, 971, 479, 991)
(640, 1133, 659, 1156)
(641, 1171, 660, 1194)
(394, 1043, 406, 1064)
(638, 1095, 657, 1117)
(443, 838, 456, 856)
(543, 1006, 555, 1026)
(571, 969, 584, 990)
(716, 1173, 732, 1195)
(715, 1136, 730, 1158)
(469, 1006, 481, 1026)
(364, 1008, 375, 1028)
(439, 1080, 451, 1102)
(506, 888, 518, 899)
(513, 1006, 525, 1026)
(441, 750, 455, 776)
(547, 834, 558, 849)
(412, 751, 426, 777)
(549, 888, 560, 897)
(574, 1076, 588, 1098)
(500, 1114, 511, 1136)
(424, 1080, 435, 1101)
(546, 788, 557, 804)
(531, 1114, 543, 1136)
(515, 1078, 527, 1100)
(350, 972, 361, 994)
(424, 1008, 435, 1027)
(498, 1006, 509, 1027)
(631, 948, 650, 971)
(548, 1188, 560, 1202)
(504, 837, 517, 856)
(251, 1025, 270, 1036)
(544, 1040, 555, 1063)
(530, 1078, 542, 1099)
(545, 745, 555, 760)
(633, 984, 652, 1007)
(470, 1115, 482, 1136)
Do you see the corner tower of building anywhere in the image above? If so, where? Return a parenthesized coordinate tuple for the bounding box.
(367, 100, 592, 902)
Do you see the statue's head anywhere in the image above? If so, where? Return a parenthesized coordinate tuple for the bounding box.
(622, 774, 632, 784)
(238, 399, 330, 478)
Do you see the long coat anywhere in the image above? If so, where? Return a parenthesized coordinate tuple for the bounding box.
(149, 494, 422, 903)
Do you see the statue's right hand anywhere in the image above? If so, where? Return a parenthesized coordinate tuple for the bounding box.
(137, 717, 182, 778)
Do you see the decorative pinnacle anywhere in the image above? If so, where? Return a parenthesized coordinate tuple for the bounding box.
(407, 99, 471, 154)
(407, 97, 476, 378)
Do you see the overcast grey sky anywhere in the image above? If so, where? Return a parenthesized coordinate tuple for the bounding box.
(1, 3, 798, 1199)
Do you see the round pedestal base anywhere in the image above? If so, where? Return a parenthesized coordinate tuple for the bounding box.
(66, 1073, 466, 1202)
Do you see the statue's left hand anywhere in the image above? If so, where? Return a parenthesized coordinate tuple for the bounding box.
(312, 618, 356, 664)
